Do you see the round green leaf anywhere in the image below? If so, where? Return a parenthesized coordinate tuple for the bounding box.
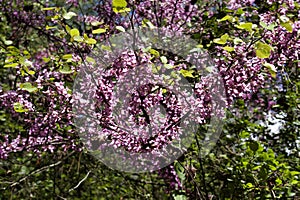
(70, 28, 80, 37)
(255, 42, 272, 59)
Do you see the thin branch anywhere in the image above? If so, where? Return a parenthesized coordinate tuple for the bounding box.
(195, 135, 209, 200)
(68, 170, 91, 192)
(177, 160, 204, 199)
(4, 152, 75, 190)
(9, 161, 62, 188)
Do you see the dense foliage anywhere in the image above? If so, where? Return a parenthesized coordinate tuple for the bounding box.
(0, 0, 299, 199)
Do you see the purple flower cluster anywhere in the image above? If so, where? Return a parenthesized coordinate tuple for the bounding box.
(1, 0, 299, 190)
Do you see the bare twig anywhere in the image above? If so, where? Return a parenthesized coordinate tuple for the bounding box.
(4, 152, 75, 190)
(68, 170, 91, 192)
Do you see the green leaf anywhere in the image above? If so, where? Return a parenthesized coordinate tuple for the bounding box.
(164, 64, 174, 69)
(85, 38, 97, 44)
(142, 19, 155, 29)
(70, 28, 80, 37)
(218, 15, 232, 22)
(63, 12, 77, 20)
(28, 70, 35, 75)
(269, 165, 277, 171)
(19, 166, 28, 175)
(116, 26, 125, 32)
(4, 40, 13, 45)
(45, 25, 57, 30)
(160, 56, 167, 64)
(280, 21, 293, 32)
(245, 183, 253, 188)
(275, 178, 282, 185)
(179, 69, 194, 78)
(223, 46, 235, 52)
(173, 194, 187, 200)
(239, 130, 250, 138)
(86, 56, 95, 63)
(20, 82, 38, 93)
(59, 66, 73, 74)
(263, 62, 277, 78)
(83, 33, 89, 40)
(4, 63, 19, 68)
(112, 0, 128, 13)
(42, 7, 56, 11)
(151, 64, 161, 74)
(213, 34, 229, 45)
(290, 171, 300, 176)
(279, 15, 293, 32)
(43, 57, 51, 63)
(174, 162, 185, 182)
(73, 36, 84, 42)
(91, 21, 103, 26)
(101, 45, 112, 51)
(267, 22, 276, 31)
(279, 15, 289, 23)
(13, 102, 28, 113)
(233, 38, 243, 44)
(149, 49, 160, 57)
(236, 22, 253, 32)
(62, 54, 73, 60)
(236, 8, 244, 15)
(255, 42, 272, 59)
(65, 25, 71, 33)
(259, 21, 268, 29)
(92, 28, 106, 34)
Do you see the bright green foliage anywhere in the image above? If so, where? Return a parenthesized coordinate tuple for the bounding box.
(255, 42, 273, 59)
(236, 22, 253, 32)
(112, 0, 130, 13)
(213, 33, 229, 45)
(92, 28, 106, 34)
(20, 82, 38, 93)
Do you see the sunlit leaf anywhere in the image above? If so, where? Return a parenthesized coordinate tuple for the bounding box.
(13, 102, 28, 113)
(42, 7, 56, 11)
(116, 26, 125, 32)
(179, 69, 194, 78)
(63, 12, 77, 20)
(255, 42, 272, 59)
(263, 62, 277, 78)
(20, 82, 38, 93)
(62, 54, 73, 60)
(4, 63, 18, 68)
(70, 28, 80, 37)
(73, 36, 84, 42)
(91, 21, 103, 26)
(59, 66, 73, 74)
(218, 15, 232, 22)
(92, 28, 106, 34)
(86, 56, 95, 63)
(112, 0, 128, 13)
(4, 40, 13, 45)
(149, 49, 160, 57)
(223, 46, 235, 52)
(86, 38, 97, 44)
(280, 21, 293, 32)
(236, 22, 253, 32)
(213, 34, 229, 45)
(160, 56, 167, 64)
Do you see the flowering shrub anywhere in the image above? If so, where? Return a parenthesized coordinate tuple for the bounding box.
(0, 0, 299, 199)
